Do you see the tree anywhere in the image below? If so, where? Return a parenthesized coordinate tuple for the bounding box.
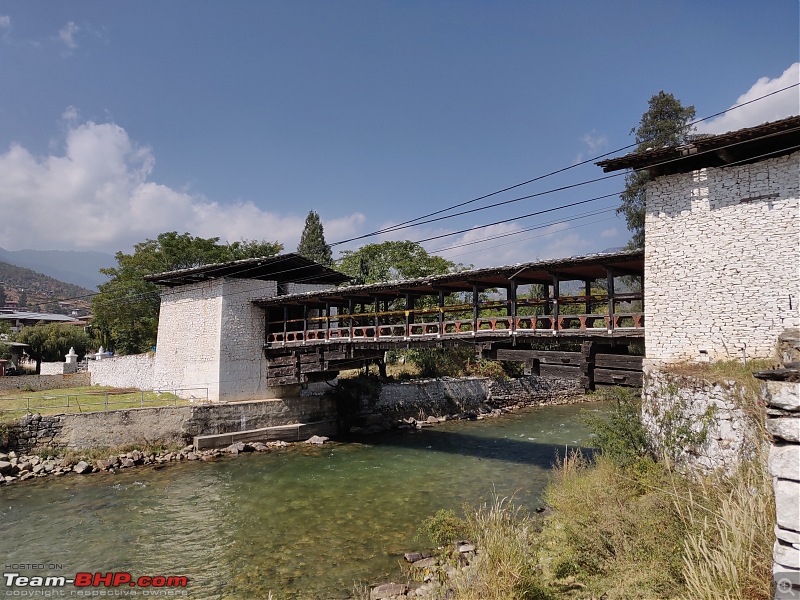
(297, 211, 332, 266)
(0, 284, 5, 308)
(17, 289, 27, 308)
(92, 232, 283, 355)
(336, 240, 461, 285)
(618, 91, 696, 248)
(14, 323, 92, 374)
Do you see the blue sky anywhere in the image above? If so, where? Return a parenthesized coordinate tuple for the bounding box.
(0, 1, 797, 267)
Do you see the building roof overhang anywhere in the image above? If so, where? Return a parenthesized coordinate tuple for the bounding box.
(253, 249, 643, 307)
(596, 115, 800, 178)
(145, 253, 350, 287)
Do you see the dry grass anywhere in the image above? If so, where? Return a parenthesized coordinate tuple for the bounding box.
(453, 496, 549, 600)
(677, 454, 774, 600)
(663, 359, 777, 398)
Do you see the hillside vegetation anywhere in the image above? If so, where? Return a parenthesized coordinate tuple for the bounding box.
(0, 261, 92, 313)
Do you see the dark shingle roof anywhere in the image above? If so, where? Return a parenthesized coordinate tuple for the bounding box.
(596, 115, 800, 177)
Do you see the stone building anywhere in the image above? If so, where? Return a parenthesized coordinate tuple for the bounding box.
(599, 116, 800, 364)
(145, 254, 348, 402)
(600, 116, 800, 589)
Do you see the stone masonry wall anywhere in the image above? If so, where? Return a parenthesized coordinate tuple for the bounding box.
(641, 367, 761, 473)
(644, 151, 800, 363)
(40, 361, 78, 375)
(4, 396, 337, 452)
(0, 372, 89, 393)
(363, 376, 583, 422)
(89, 353, 156, 391)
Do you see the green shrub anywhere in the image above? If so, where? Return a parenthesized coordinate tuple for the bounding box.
(582, 387, 653, 468)
(418, 509, 468, 549)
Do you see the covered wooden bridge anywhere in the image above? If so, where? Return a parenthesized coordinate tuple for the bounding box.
(254, 249, 645, 390)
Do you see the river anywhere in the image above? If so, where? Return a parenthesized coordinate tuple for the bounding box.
(0, 401, 607, 599)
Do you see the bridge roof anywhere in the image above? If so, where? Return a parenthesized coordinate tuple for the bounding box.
(596, 115, 800, 177)
(145, 253, 350, 287)
(253, 248, 643, 307)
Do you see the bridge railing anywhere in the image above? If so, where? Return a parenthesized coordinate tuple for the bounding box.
(265, 311, 644, 346)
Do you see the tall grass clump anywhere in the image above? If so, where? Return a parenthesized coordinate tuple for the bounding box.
(677, 454, 774, 600)
(455, 496, 550, 600)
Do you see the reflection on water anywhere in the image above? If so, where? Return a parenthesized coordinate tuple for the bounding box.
(0, 401, 606, 599)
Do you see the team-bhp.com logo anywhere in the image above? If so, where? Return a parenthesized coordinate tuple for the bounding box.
(4, 572, 188, 591)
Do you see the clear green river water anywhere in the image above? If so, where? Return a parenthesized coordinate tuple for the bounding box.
(0, 401, 607, 599)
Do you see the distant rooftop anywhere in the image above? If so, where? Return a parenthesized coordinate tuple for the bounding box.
(597, 115, 800, 177)
(145, 253, 350, 287)
(0, 311, 82, 323)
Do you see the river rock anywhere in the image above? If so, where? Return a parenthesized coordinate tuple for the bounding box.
(370, 583, 408, 599)
(0, 453, 7, 461)
(404, 552, 431, 563)
(120, 458, 136, 468)
(187, 452, 198, 460)
(73, 461, 92, 474)
(457, 543, 475, 553)
(306, 435, 329, 445)
(426, 416, 439, 424)
(0, 461, 12, 475)
(411, 557, 438, 569)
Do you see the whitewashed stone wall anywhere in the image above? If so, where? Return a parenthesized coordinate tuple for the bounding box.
(89, 354, 156, 391)
(642, 366, 761, 473)
(153, 279, 224, 399)
(644, 151, 800, 363)
(40, 361, 78, 375)
(153, 277, 331, 401)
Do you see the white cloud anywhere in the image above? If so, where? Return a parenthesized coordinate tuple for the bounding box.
(0, 117, 364, 254)
(58, 21, 79, 50)
(0, 15, 10, 29)
(574, 130, 609, 164)
(62, 106, 80, 122)
(600, 227, 617, 239)
(696, 63, 800, 135)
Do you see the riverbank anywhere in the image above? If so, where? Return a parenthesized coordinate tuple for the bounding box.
(361, 391, 775, 600)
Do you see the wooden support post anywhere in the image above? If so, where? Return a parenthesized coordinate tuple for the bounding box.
(543, 284, 551, 316)
(373, 296, 380, 339)
(302, 304, 308, 343)
(282, 305, 288, 344)
(606, 268, 615, 331)
(405, 294, 414, 337)
(348, 299, 355, 339)
(438, 290, 444, 337)
(580, 341, 596, 391)
(325, 303, 331, 339)
(508, 284, 517, 338)
(552, 275, 560, 332)
(585, 280, 592, 314)
(472, 285, 479, 335)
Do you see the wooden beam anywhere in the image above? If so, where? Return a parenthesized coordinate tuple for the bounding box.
(606, 268, 615, 332)
(552, 274, 560, 332)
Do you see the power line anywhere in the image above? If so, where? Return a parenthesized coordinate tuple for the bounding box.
(330, 82, 800, 246)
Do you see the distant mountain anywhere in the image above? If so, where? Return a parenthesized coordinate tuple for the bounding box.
(0, 261, 93, 313)
(0, 247, 114, 290)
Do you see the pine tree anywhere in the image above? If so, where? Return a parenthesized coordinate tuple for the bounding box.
(297, 211, 332, 266)
(618, 91, 696, 248)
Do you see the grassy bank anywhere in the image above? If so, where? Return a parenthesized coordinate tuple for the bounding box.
(0, 386, 187, 422)
(412, 388, 774, 600)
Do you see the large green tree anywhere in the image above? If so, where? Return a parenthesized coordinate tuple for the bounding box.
(336, 240, 461, 285)
(618, 91, 696, 248)
(92, 232, 283, 355)
(14, 323, 93, 374)
(297, 211, 332, 266)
